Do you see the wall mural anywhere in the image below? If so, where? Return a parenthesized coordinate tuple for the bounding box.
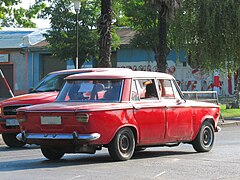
(117, 61, 234, 96)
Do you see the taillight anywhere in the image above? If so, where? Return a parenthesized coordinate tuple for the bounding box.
(76, 113, 89, 123)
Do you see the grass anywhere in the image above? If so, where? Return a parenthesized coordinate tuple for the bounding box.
(220, 104, 240, 118)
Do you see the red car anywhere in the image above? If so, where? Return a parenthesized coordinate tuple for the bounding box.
(0, 68, 131, 147)
(16, 70, 221, 161)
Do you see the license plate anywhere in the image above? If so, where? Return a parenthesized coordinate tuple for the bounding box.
(6, 119, 19, 126)
(41, 116, 62, 125)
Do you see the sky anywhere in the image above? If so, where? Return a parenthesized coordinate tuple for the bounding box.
(20, 0, 50, 28)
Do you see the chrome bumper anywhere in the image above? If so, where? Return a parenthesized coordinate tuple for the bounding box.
(217, 126, 221, 132)
(16, 131, 100, 142)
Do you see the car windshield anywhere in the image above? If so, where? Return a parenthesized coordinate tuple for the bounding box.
(31, 73, 68, 93)
(56, 79, 123, 102)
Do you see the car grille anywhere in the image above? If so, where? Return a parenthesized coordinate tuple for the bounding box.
(3, 105, 30, 116)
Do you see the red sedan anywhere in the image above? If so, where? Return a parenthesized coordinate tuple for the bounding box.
(16, 70, 220, 161)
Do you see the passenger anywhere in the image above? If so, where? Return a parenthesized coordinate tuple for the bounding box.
(104, 81, 121, 101)
(90, 83, 104, 100)
(68, 85, 83, 100)
(145, 83, 157, 98)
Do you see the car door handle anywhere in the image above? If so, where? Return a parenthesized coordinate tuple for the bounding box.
(166, 106, 170, 110)
(133, 105, 141, 110)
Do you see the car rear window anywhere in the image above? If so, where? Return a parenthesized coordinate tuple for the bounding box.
(56, 79, 123, 102)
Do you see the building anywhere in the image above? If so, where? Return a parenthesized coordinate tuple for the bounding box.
(0, 28, 235, 98)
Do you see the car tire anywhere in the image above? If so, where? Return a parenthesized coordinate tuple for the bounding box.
(108, 127, 135, 161)
(2, 133, 26, 148)
(192, 121, 214, 152)
(41, 146, 65, 160)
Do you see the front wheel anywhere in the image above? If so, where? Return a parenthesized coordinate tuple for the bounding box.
(2, 133, 26, 148)
(108, 127, 135, 161)
(41, 146, 65, 160)
(192, 121, 214, 152)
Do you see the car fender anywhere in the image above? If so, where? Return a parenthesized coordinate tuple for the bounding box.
(109, 123, 140, 145)
(192, 115, 215, 140)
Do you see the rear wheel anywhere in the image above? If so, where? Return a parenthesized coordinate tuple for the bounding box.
(41, 146, 65, 160)
(192, 121, 214, 152)
(108, 127, 135, 161)
(2, 133, 26, 148)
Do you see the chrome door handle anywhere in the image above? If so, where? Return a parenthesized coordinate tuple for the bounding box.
(133, 105, 141, 110)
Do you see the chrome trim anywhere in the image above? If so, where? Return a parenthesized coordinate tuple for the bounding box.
(17, 131, 100, 142)
(217, 126, 221, 132)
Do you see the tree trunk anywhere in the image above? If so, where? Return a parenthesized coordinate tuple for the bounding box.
(98, 0, 112, 68)
(232, 68, 240, 108)
(155, 4, 169, 73)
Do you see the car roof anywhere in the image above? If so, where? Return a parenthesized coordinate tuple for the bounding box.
(48, 68, 132, 75)
(66, 70, 173, 80)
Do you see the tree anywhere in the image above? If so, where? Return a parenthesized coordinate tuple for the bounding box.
(44, 0, 100, 68)
(121, 0, 180, 72)
(149, 0, 181, 72)
(97, 0, 113, 67)
(0, 0, 46, 28)
(170, 0, 240, 107)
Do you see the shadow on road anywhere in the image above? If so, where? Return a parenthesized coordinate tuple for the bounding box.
(0, 145, 39, 152)
(0, 148, 196, 172)
(133, 149, 194, 160)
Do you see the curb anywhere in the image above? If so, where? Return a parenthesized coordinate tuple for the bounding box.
(218, 120, 240, 127)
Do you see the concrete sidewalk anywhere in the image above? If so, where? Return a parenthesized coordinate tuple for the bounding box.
(219, 117, 240, 127)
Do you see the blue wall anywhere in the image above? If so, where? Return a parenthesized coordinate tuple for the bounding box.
(27, 51, 41, 88)
(117, 48, 187, 63)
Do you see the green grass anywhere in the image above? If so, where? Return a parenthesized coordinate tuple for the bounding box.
(220, 104, 240, 118)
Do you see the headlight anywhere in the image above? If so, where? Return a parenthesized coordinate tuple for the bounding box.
(76, 113, 89, 123)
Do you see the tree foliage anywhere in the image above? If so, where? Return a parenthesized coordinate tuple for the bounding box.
(170, 0, 240, 70)
(169, 0, 240, 106)
(0, 0, 46, 28)
(44, 0, 100, 68)
(120, 0, 180, 72)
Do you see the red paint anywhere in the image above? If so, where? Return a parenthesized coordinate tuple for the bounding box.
(0, 68, 132, 135)
(16, 70, 220, 150)
(214, 76, 220, 87)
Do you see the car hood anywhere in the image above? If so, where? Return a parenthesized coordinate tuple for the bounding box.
(18, 101, 133, 113)
(0, 92, 59, 106)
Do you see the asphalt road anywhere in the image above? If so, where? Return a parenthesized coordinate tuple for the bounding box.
(0, 126, 240, 180)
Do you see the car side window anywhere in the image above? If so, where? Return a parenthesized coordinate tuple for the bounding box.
(171, 80, 182, 100)
(159, 79, 175, 99)
(131, 80, 140, 101)
(140, 79, 159, 100)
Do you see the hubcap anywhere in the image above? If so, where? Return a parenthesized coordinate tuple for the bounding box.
(203, 127, 212, 147)
(119, 134, 130, 153)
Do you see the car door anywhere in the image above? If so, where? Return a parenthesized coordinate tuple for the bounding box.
(161, 79, 193, 142)
(131, 79, 166, 145)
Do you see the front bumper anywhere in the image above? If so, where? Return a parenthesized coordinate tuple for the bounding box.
(16, 131, 100, 142)
(0, 117, 20, 133)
